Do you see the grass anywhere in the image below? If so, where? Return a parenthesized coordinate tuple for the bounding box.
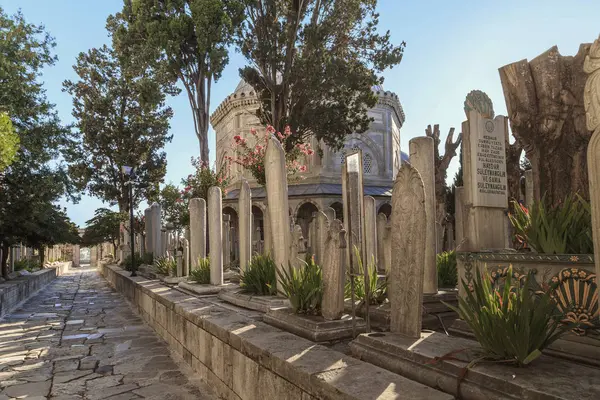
(277, 255, 323, 315)
(189, 257, 211, 284)
(239, 253, 278, 295)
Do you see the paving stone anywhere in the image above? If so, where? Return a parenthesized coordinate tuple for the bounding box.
(1, 380, 50, 397)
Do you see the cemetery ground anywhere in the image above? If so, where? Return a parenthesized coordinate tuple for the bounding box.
(0, 266, 218, 400)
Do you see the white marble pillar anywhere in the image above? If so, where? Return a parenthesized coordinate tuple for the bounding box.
(208, 187, 223, 285)
(409, 136, 437, 294)
(238, 179, 252, 271)
(144, 207, 153, 255)
(151, 203, 162, 257)
(376, 213, 388, 273)
(321, 215, 346, 320)
(363, 196, 377, 268)
(189, 198, 207, 270)
(223, 214, 231, 269)
(265, 135, 291, 284)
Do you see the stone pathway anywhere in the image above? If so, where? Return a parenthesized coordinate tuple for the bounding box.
(0, 266, 218, 400)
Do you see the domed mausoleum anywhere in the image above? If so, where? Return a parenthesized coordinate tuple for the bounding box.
(210, 80, 406, 261)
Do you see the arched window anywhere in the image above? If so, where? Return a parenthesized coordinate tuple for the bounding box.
(340, 149, 347, 164)
(363, 153, 373, 174)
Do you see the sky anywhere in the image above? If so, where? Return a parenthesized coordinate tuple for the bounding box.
(2, 0, 599, 227)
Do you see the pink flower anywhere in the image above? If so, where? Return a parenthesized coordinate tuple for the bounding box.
(299, 165, 307, 172)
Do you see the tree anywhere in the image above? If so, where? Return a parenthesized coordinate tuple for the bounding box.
(236, 0, 405, 150)
(499, 44, 592, 207)
(0, 8, 77, 278)
(63, 44, 173, 213)
(158, 183, 187, 230)
(0, 113, 19, 172)
(82, 208, 125, 256)
(108, 0, 245, 161)
(425, 124, 462, 207)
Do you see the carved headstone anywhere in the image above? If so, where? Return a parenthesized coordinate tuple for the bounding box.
(189, 198, 207, 270)
(409, 137, 437, 294)
(390, 163, 426, 338)
(208, 187, 223, 285)
(144, 207, 153, 255)
(524, 170, 534, 208)
(584, 35, 600, 311)
(315, 208, 335, 265)
(290, 224, 305, 268)
(376, 213, 387, 273)
(238, 179, 252, 271)
(364, 196, 377, 267)
(150, 203, 162, 257)
(223, 214, 231, 269)
(321, 216, 347, 320)
(265, 135, 291, 284)
(181, 237, 190, 276)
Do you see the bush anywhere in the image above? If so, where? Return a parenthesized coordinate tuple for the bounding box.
(141, 252, 153, 265)
(277, 256, 323, 315)
(122, 253, 144, 271)
(189, 257, 211, 284)
(437, 251, 458, 288)
(14, 259, 40, 272)
(446, 266, 570, 366)
(509, 195, 593, 254)
(154, 256, 176, 275)
(344, 248, 387, 305)
(240, 253, 277, 295)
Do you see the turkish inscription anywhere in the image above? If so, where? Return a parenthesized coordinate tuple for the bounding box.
(472, 117, 508, 208)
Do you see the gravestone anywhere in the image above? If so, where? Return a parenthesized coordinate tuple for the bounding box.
(181, 237, 190, 276)
(390, 163, 426, 338)
(223, 214, 231, 269)
(316, 208, 335, 265)
(238, 179, 252, 271)
(321, 214, 347, 320)
(189, 198, 207, 270)
(151, 203, 162, 257)
(290, 224, 305, 268)
(454, 187, 465, 249)
(524, 169, 534, 207)
(144, 207, 153, 254)
(584, 35, 600, 311)
(376, 213, 391, 274)
(265, 135, 291, 283)
(462, 92, 508, 250)
(208, 187, 223, 285)
(409, 137, 438, 294)
(364, 196, 377, 268)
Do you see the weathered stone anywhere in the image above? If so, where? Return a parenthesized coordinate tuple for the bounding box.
(223, 214, 231, 269)
(208, 187, 223, 285)
(321, 215, 346, 321)
(454, 186, 465, 250)
(264, 135, 291, 283)
(390, 163, 426, 338)
(363, 196, 377, 267)
(409, 136, 437, 294)
(1, 381, 50, 398)
(315, 208, 335, 266)
(238, 179, 252, 272)
(524, 169, 534, 208)
(289, 224, 305, 268)
(585, 35, 600, 314)
(189, 198, 207, 270)
(144, 207, 153, 255)
(150, 203, 162, 257)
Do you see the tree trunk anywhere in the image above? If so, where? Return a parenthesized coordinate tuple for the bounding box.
(505, 139, 523, 203)
(499, 44, 593, 207)
(1, 241, 9, 279)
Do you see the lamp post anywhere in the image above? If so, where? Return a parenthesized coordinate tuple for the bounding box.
(122, 166, 136, 277)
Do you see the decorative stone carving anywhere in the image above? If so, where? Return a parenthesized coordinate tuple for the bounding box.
(321, 215, 347, 321)
(208, 187, 223, 285)
(189, 198, 206, 270)
(464, 90, 495, 119)
(238, 179, 252, 271)
(409, 137, 437, 294)
(585, 35, 600, 314)
(390, 163, 426, 338)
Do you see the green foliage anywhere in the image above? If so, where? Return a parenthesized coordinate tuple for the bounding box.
(277, 257, 323, 315)
(345, 248, 387, 305)
(0, 112, 19, 172)
(82, 208, 124, 253)
(509, 195, 593, 254)
(447, 266, 570, 366)
(13, 259, 41, 272)
(240, 253, 277, 296)
(154, 256, 176, 276)
(141, 252, 153, 266)
(189, 257, 211, 284)
(123, 253, 143, 272)
(109, 0, 245, 161)
(437, 251, 457, 288)
(63, 44, 173, 212)
(237, 0, 405, 150)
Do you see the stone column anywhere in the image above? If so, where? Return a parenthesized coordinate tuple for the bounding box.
(189, 198, 207, 270)
(223, 214, 231, 269)
(390, 163, 426, 338)
(265, 135, 291, 283)
(182, 238, 190, 276)
(524, 169, 534, 208)
(376, 213, 388, 273)
(315, 208, 335, 265)
(72, 245, 80, 267)
(144, 207, 153, 255)
(289, 224, 305, 268)
(584, 35, 600, 313)
(150, 203, 162, 258)
(462, 110, 509, 251)
(176, 246, 183, 277)
(342, 151, 367, 293)
(409, 136, 437, 294)
(208, 187, 223, 285)
(363, 196, 377, 268)
(321, 215, 346, 320)
(455, 187, 465, 249)
(160, 229, 167, 258)
(238, 179, 252, 271)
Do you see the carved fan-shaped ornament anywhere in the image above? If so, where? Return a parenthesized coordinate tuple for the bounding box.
(464, 90, 495, 119)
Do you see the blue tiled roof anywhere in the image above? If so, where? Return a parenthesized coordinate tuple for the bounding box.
(225, 184, 392, 200)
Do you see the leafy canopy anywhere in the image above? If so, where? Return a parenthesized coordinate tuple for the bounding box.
(82, 208, 125, 250)
(0, 113, 19, 172)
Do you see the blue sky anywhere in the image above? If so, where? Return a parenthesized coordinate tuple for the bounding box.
(2, 0, 599, 227)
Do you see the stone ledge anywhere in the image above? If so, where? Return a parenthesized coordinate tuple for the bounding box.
(0, 261, 71, 318)
(179, 281, 235, 296)
(99, 262, 452, 400)
(350, 331, 600, 400)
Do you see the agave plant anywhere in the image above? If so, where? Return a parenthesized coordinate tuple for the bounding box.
(509, 194, 593, 254)
(446, 266, 571, 366)
(277, 256, 323, 315)
(189, 257, 211, 284)
(345, 247, 387, 305)
(437, 251, 457, 288)
(239, 253, 277, 296)
(154, 256, 176, 276)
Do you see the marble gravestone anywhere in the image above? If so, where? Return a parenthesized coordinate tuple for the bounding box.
(238, 179, 252, 272)
(189, 198, 207, 270)
(208, 187, 224, 285)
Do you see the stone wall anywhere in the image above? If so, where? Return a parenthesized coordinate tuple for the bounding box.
(0, 261, 71, 318)
(98, 262, 448, 400)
